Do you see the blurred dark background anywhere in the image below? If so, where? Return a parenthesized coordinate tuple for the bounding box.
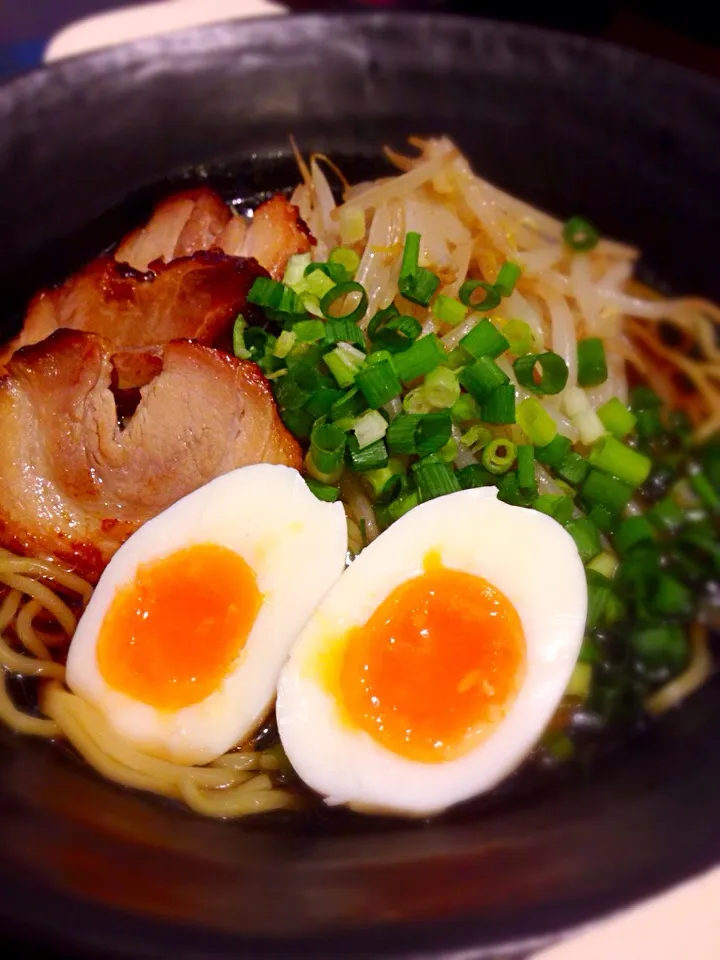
(0, 0, 719, 79)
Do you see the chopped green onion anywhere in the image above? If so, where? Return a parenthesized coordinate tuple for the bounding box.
(534, 493, 574, 524)
(565, 517, 602, 563)
(324, 318, 365, 348)
(286, 341, 322, 370)
(514, 352, 569, 395)
(577, 338, 608, 388)
(329, 386, 367, 422)
(355, 359, 402, 408)
(451, 393, 482, 424)
(369, 312, 422, 353)
(367, 348, 392, 366)
(503, 319, 534, 356)
(536, 434, 572, 469)
(562, 216, 600, 252)
(304, 261, 343, 291)
(630, 624, 688, 673)
(587, 504, 618, 535)
(325, 342, 366, 388)
(347, 435, 388, 472)
(458, 356, 509, 402)
(424, 366, 460, 408)
(494, 262, 522, 297)
(386, 414, 421, 454)
(586, 569, 613, 630)
(280, 408, 314, 439)
(636, 407, 663, 440)
(588, 435, 652, 487)
(399, 231, 420, 278)
(516, 444, 536, 489)
(283, 252, 313, 288)
(328, 246, 360, 276)
(459, 279, 501, 311)
(650, 574, 694, 619)
(460, 319, 510, 359)
(614, 515, 655, 554)
(275, 374, 311, 411)
(232, 316, 250, 359)
(248, 329, 277, 368)
(353, 410, 388, 449)
(579, 636, 601, 663)
(648, 495, 685, 534)
(293, 319, 325, 343)
(305, 478, 340, 503)
(460, 424, 493, 451)
(398, 232, 440, 306)
(557, 452, 589, 486)
(629, 385, 662, 411)
(587, 551, 618, 579)
(403, 386, 433, 415)
(304, 386, 341, 421)
(339, 206, 365, 245)
(566, 661, 592, 699)
(456, 464, 496, 489)
(400, 268, 441, 306)
(689, 469, 720, 512)
(426, 438, 459, 464)
(412, 461, 461, 502)
(392, 334, 446, 383)
(364, 460, 405, 503)
(597, 397, 637, 438)
(432, 295, 467, 327)
(417, 412, 453, 456)
(385, 411, 452, 458)
(447, 345, 473, 370)
(582, 469, 633, 514)
(386, 489, 419, 523)
(248, 276, 305, 314)
(273, 329, 297, 358)
(481, 384, 516, 424)
(496, 473, 529, 506)
(482, 438, 517, 475)
(320, 280, 369, 325)
(517, 398, 558, 447)
(309, 422, 345, 478)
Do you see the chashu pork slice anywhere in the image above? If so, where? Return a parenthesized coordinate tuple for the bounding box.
(0, 251, 267, 384)
(0, 330, 301, 582)
(115, 188, 312, 280)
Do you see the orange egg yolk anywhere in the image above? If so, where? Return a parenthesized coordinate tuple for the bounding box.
(336, 562, 526, 763)
(97, 543, 261, 711)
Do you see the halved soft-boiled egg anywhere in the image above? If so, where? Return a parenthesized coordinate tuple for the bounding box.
(277, 487, 587, 816)
(66, 465, 347, 765)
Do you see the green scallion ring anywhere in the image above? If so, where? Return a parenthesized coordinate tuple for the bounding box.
(320, 280, 369, 325)
(370, 313, 422, 352)
(481, 438, 517, 475)
(562, 216, 600, 253)
(513, 351, 569, 395)
(305, 260, 348, 284)
(309, 422, 346, 476)
(458, 280, 502, 312)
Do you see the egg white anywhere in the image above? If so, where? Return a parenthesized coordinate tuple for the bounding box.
(66, 465, 348, 765)
(276, 487, 587, 816)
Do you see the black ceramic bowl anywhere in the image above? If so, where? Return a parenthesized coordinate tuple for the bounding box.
(0, 13, 719, 960)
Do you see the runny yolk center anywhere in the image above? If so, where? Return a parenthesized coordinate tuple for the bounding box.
(97, 543, 261, 711)
(336, 563, 526, 763)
